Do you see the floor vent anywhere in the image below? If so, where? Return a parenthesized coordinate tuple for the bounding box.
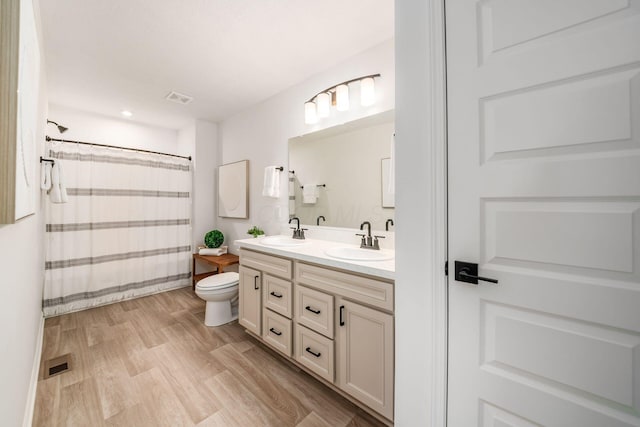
(44, 354, 71, 379)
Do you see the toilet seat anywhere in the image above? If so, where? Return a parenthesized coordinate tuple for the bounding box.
(196, 272, 239, 291)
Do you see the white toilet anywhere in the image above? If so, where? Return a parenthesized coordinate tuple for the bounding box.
(194, 272, 240, 326)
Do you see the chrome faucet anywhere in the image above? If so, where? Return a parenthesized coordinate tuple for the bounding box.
(317, 215, 326, 226)
(386, 218, 394, 231)
(357, 221, 385, 250)
(289, 217, 306, 239)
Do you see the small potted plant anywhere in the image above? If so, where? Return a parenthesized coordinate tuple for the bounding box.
(247, 226, 265, 238)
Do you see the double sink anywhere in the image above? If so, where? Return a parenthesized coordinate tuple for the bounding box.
(259, 235, 394, 262)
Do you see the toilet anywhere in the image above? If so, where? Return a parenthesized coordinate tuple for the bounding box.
(194, 272, 240, 326)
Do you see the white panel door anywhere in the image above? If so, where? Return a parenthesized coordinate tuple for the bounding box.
(447, 1, 640, 426)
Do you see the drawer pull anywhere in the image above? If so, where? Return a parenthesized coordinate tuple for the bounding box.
(305, 306, 321, 315)
(339, 305, 345, 326)
(270, 291, 283, 298)
(254, 275, 259, 290)
(305, 347, 321, 358)
(269, 327, 282, 336)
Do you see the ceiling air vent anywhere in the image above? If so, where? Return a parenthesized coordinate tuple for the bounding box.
(165, 91, 194, 105)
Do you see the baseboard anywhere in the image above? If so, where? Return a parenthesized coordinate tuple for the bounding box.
(22, 313, 44, 427)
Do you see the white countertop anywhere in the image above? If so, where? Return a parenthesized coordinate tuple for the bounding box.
(235, 236, 395, 281)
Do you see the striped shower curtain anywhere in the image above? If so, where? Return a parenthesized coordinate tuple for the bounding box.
(43, 143, 192, 316)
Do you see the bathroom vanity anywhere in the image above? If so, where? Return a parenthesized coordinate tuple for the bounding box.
(236, 237, 395, 424)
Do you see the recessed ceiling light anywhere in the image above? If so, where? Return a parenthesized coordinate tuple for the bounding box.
(121, 110, 133, 117)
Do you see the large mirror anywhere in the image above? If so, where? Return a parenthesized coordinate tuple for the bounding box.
(289, 110, 394, 230)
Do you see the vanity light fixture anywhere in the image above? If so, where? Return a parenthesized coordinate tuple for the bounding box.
(360, 77, 375, 107)
(335, 83, 350, 111)
(304, 102, 318, 124)
(316, 92, 331, 118)
(304, 73, 380, 124)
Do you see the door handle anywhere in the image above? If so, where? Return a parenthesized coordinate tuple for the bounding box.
(270, 291, 283, 298)
(254, 275, 259, 290)
(454, 261, 498, 285)
(269, 327, 282, 336)
(339, 305, 345, 326)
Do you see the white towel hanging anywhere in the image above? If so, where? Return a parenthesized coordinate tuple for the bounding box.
(262, 166, 280, 198)
(302, 184, 319, 204)
(40, 162, 52, 191)
(49, 161, 68, 204)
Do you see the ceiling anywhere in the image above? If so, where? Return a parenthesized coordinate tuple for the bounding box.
(39, 0, 394, 130)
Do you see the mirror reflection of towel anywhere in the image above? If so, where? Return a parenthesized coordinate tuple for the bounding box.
(289, 173, 296, 215)
(262, 166, 280, 198)
(302, 184, 318, 204)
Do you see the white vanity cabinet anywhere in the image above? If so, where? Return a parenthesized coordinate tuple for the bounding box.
(296, 262, 394, 421)
(238, 247, 394, 424)
(239, 249, 294, 357)
(336, 298, 394, 420)
(238, 266, 262, 335)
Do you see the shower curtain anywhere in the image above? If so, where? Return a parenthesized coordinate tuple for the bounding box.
(43, 143, 192, 316)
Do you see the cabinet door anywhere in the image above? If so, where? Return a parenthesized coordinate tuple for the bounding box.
(336, 299, 394, 421)
(239, 266, 261, 335)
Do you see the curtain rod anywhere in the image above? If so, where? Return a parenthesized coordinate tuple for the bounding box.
(45, 136, 192, 161)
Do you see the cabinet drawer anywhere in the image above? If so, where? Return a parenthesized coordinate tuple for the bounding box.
(296, 263, 393, 312)
(295, 324, 334, 382)
(295, 285, 334, 339)
(263, 274, 292, 318)
(263, 309, 292, 357)
(240, 249, 293, 279)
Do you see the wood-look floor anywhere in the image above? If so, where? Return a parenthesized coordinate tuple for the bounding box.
(33, 287, 384, 427)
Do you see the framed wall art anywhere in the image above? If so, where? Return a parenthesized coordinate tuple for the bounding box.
(218, 160, 249, 219)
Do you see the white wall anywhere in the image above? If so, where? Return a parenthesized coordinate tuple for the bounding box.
(217, 39, 394, 251)
(0, 0, 48, 426)
(191, 120, 218, 247)
(395, 0, 448, 425)
(47, 104, 179, 153)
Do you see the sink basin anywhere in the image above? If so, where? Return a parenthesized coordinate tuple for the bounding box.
(325, 246, 394, 261)
(260, 235, 311, 247)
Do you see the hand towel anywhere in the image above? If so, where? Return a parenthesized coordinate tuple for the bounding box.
(262, 166, 280, 198)
(49, 161, 68, 204)
(40, 162, 52, 191)
(302, 184, 319, 204)
(288, 172, 296, 215)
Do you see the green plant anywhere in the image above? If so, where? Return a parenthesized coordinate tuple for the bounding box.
(247, 226, 265, 238)
(204, 229, 224, 248)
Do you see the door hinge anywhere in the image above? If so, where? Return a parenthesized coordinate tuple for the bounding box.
(445, 261, 449, 276)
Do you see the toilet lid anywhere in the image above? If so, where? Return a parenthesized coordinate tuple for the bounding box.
(196, 272, 239, 290)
